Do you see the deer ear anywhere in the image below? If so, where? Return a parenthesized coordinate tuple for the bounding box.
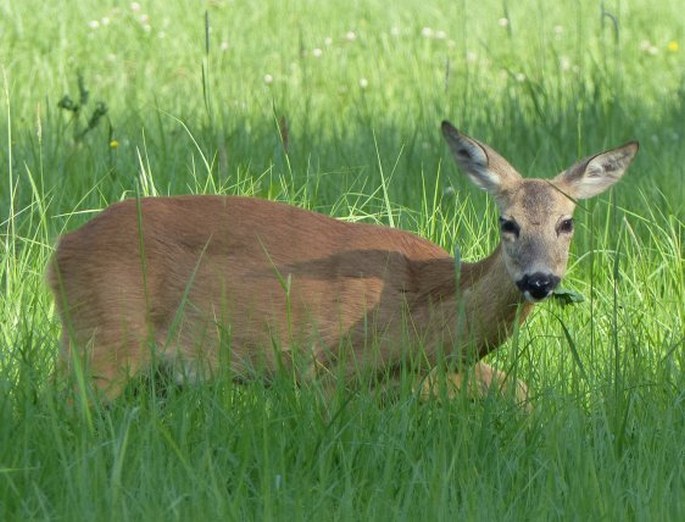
(441, 121, 521, 195)
(555, 142, 639, 199)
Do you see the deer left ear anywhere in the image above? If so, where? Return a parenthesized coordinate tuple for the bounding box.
(441, 120, 522, 196)
(555, 141, 639, 200)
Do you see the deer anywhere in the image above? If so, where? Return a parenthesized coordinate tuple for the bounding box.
(47, 121, 638, 405)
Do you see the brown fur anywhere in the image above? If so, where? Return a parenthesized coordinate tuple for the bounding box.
(48, 196, 526, 399)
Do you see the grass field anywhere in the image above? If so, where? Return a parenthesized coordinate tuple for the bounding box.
(1, 0, 684, 519)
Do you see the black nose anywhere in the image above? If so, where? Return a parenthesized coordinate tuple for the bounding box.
(516, 273, 561, 301)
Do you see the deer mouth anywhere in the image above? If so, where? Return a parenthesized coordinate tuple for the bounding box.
(516, 273, 561, 302)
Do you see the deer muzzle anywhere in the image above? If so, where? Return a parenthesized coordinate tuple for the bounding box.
(516, 272, 561, 302)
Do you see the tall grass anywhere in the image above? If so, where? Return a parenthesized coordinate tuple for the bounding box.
(1, 0, 684, 519)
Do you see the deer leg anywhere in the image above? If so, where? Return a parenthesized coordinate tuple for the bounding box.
(88, 339, 151, 401)
(59, 325, 152, 403)
(420, 361, 530, 411)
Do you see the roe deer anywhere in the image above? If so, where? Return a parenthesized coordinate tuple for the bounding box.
(48, 121, 638, 403)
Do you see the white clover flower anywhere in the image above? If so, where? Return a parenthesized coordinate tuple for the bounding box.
(131, 2, 141, 12)
(390, 26, 401, 36)
(324, 36, 333, 46)
(88, 20, 100, 29)
(101, 17, 110, 26)
(421, 27, 434, 38)
(263, 74, 274, 85)
(553, 25, 563, 35)
(559, 56, 571, 71)
(345, 30, 357, 41)
(466, 51, 477, 63)
(515, 72, 526, 82)
(638, 40, 651, 51)
(220, 41, 229, 52)
(359, 77, 368, 89)
(498, 17, 509, 27)
(312, 48, 323, 58)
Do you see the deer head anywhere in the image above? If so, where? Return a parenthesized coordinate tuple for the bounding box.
(442, 121, 639, 302)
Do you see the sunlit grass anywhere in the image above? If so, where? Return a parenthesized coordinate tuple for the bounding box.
(1, 0, 684, 519)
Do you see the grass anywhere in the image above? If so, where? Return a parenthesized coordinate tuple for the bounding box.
(1, 0, 684, 519)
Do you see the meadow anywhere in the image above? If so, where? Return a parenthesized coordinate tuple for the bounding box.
(1, 0, 684, 519)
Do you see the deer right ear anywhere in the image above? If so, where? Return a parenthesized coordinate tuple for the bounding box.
(555, 141, 639, 200)
(441, 121, 520, 195)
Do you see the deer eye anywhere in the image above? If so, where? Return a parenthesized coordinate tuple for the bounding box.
(499, 217, 520, 237)
(557, 218, 574, 235)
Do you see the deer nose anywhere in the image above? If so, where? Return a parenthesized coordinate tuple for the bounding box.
(516, 273, 561, 301)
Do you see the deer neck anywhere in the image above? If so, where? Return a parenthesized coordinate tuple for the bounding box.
(458, 243, 533, 357)
(417, 243, 533, 362)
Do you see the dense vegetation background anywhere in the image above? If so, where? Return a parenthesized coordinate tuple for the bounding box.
(1, 1, 683, 519)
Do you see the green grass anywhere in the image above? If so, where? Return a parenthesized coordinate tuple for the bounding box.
(1, 0, 684, 519)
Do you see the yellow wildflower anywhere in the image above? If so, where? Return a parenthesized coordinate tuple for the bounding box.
(667, 41, 679, 53)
